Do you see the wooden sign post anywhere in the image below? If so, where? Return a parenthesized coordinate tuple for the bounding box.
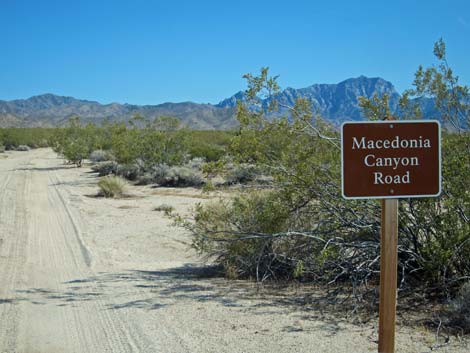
(378, 198, 398, 353)
(341, 120, 441, 353)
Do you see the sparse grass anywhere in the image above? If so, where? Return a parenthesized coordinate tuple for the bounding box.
(97, 176, 128, 198)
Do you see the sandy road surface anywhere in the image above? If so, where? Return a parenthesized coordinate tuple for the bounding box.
(0, 149, 467, 353)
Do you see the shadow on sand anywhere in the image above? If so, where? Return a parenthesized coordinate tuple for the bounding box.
(8, 264, 361, 335)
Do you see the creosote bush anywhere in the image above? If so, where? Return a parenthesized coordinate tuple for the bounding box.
(0, 128, 54, 150)
(190, 192, 297, 280)
(97, 176, 128, 198)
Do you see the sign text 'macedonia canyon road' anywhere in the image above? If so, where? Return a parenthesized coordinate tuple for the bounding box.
(341, 120, 441, 199)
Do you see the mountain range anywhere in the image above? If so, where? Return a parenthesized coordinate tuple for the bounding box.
(0, 76, 437, 129)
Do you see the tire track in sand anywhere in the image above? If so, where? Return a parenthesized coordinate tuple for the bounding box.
(0, 154, 33, 353)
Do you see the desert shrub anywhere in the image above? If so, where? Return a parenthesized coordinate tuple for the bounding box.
(51, 118, 94, 167)
(49, 118, 232, 178)
(151, 164, 171, 182)
(91, 161, 119, 176)
(154, 165, 205, 187)
(201, 159, 227, 177)
(448, 282, 470, 332)
(108, 118, 190, 168)
(116, 163, 141, 181)
(225, 163, 260, 185)
(108, 124, 140, 165)
(153, 204, 175, 215)
(189, 142, 225, 162)
(185, 157, 206, 170)
(188, 130, 233, 162)
(396, 133, 470, 290)
(202, 180, 216, 192)
(36, 139, 50, 148)
(135, 172, 155, 185)
(189, 192, 299, 280)
(16, 145, 31, 151)
(89, 149, 112, 163)
(0, 128, 54, 149)
(97, 176, 128, 198)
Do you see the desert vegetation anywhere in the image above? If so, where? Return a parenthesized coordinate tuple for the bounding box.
(178, 40, 470, 333)
(46, 116, 234, 186)
(0, 127, 54, 151)
(1, 40, 468, 334)
(97, 175, 128, 198)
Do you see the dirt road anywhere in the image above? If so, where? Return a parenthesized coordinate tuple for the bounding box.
(0, 149, 466, 353)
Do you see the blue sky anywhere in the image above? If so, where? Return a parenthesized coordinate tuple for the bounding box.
(1, 0, 469, 105)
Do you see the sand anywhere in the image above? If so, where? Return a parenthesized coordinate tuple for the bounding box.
(0, 148, 467, 353)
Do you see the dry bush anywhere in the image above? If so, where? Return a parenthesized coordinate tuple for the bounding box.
(116, 163, 141, 181)
(16, 145, 30, 151)
(448, 281, 470, 332)
(97, 176, 128, 198)
(91, 161, 118, 176)
(152, 165, 205, 187)
(153, 204, 175, 215)
(225, 163, 260, 185)
(89, 149, 112, 163)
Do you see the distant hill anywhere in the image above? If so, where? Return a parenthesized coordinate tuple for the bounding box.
(0, 94, 237, 129)
(0, 77, 438, 129)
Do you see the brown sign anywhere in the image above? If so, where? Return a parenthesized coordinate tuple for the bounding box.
(341, 120, 441, 199)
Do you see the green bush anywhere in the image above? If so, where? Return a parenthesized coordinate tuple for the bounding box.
(189, 142, 225, 162)
(97, 176, 128, 198)
(188, 130, 233, 162)
(0, 128, 54, 149)
(108, 119, 189, 167)
(190, 192, 295, 280)
(51, 118, 95, 167)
